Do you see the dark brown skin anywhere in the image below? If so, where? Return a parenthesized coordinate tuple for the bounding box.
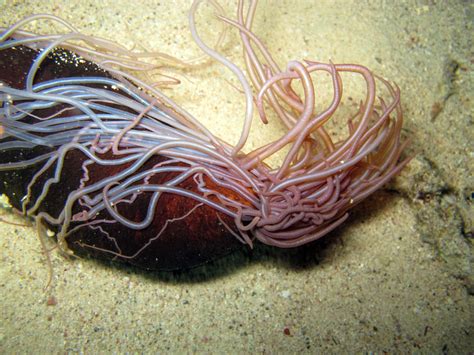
(0, 45, 244, 270)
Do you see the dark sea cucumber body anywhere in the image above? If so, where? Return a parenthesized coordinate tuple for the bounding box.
(0, 45, 243, 270)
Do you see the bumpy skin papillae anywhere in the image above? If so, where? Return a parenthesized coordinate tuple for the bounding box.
(0, 1, 409, 270)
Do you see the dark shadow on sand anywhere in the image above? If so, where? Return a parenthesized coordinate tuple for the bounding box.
(75, 189, 402, 284)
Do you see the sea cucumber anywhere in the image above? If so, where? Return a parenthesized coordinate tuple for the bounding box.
(0, 1, 409, 271)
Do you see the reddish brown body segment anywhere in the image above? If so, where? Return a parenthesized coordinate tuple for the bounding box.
(0, 46, 243, 270)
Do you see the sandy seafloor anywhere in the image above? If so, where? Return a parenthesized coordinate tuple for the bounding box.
(0, 0, 472, 353)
